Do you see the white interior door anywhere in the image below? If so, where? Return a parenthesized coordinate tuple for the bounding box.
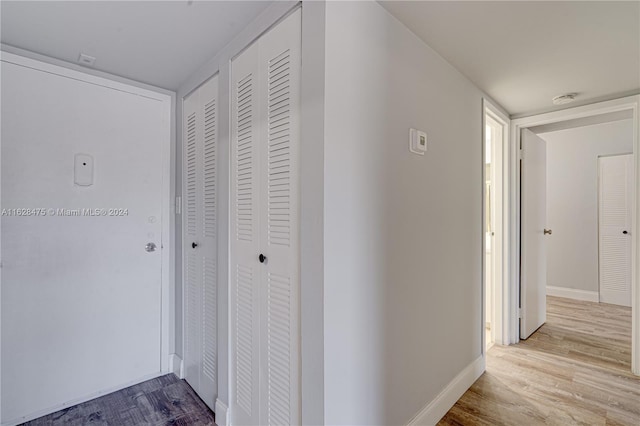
(183, 75, 218, 408)
(520, 129, 548, 339)
(1, 59, 165, 423)
(230, 8, 301, 426)
(258, 11, 301, 426)
(230, 38, 262, 426)
(599, 154, 633, 307)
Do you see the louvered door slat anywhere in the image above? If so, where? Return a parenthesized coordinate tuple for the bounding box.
(203, 257, 217, 382)
(186, 112, 197, 237)
(203, 99, 217, 238)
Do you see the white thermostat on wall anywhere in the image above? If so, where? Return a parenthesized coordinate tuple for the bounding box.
(409, 128, 427, 155)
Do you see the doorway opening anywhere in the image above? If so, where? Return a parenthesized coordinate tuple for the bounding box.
(510, 96, 640, 375)
(483, 100, 508, 352)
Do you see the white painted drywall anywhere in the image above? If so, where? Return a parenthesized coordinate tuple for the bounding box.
(323, 2, 488, 423)
(543, 119, 633, 293)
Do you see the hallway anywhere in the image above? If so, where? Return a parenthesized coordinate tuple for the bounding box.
(440, 296, 639, 425)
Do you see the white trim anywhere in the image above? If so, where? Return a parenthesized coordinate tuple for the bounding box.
(215, 399, 230, 426)
(159, 72, 175, 377)
(0, 51, 176, 424)
(300, 3, 327, 425)
(0, 43, 3, 424)
(1, 44, 174, 97)
(546, 286, 599, 302)
(510, 95, 640, 375)
(169, 354, 184, 378)
(1, 372, 165, 426)
(406, 356, 485, 426)
(483, 99, 510, 347)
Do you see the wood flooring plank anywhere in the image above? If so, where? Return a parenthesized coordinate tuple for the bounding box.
(439, 296, 640, 426)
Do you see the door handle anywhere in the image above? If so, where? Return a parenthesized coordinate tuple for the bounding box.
(145, 242, 157, 252)
(192, 242, 198, 249)
(259, 254, 267, 263)
(544, 229, 552, 235)
(623, 230, 629, 235)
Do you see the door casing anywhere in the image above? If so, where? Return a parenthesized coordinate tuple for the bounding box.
(482, 99, 510, 351)
(509, 95, 640, 375)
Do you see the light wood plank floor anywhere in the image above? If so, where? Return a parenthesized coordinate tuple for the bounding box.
(439, 296, 639, 426)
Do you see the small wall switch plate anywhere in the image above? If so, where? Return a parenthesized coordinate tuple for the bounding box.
(409, 128, 427, 155)
(78, 53, 96, 67)
(74, 153, 94, 186)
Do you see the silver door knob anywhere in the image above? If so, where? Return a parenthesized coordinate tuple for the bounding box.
(145, 242, 157, 252)
(544, 229, 552, 235)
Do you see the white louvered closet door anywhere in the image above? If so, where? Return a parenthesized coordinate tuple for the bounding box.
(258, 10, 301, 426)
(599, 154, 633, 307)
(231, 8, 301, 426)
(230, 39, 261, 426)
(183, 75, 218, 409)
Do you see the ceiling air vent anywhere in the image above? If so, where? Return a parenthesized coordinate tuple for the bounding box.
(552, 93, 578, 105)
(78, 53, 96, 67)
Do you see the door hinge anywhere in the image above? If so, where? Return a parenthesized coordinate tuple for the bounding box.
(518, 148, 524, 160)
(518, 307, 522, 319)
(175, 196, 182, 215)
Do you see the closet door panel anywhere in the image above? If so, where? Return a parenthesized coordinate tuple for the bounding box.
(230, 8, 301, 426)
(230, 41, 261, 426)
(199, 76, 219, 407)
(183, 91, 202, 394)
(183, 75, 218, 410)
(259, 9, 301, 426)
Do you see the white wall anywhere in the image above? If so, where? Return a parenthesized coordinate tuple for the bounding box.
(544, 119, 633, 293)
(323, 2, 489, 423)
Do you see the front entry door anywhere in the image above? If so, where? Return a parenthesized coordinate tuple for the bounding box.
(1, 57, 165, 423)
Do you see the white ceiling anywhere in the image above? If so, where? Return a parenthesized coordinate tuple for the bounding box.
(380, 1, 640, 117)
(0, 1, 272, 91)
(2, 1, 638, 114)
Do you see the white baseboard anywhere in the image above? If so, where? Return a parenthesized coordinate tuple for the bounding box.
(407, 355, 484, 426)
(169, 353, 184, 379)
(215, 399, 229, 426)
(547, 286, 599, 302)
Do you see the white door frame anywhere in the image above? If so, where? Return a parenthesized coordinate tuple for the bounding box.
(482, 99, 510, 349)
(509, 95, 640, 375)
(0, 51, 175, 399)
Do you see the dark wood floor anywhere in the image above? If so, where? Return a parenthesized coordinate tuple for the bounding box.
(22, 374, 216, 426)
(440, 296, 640, 425)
